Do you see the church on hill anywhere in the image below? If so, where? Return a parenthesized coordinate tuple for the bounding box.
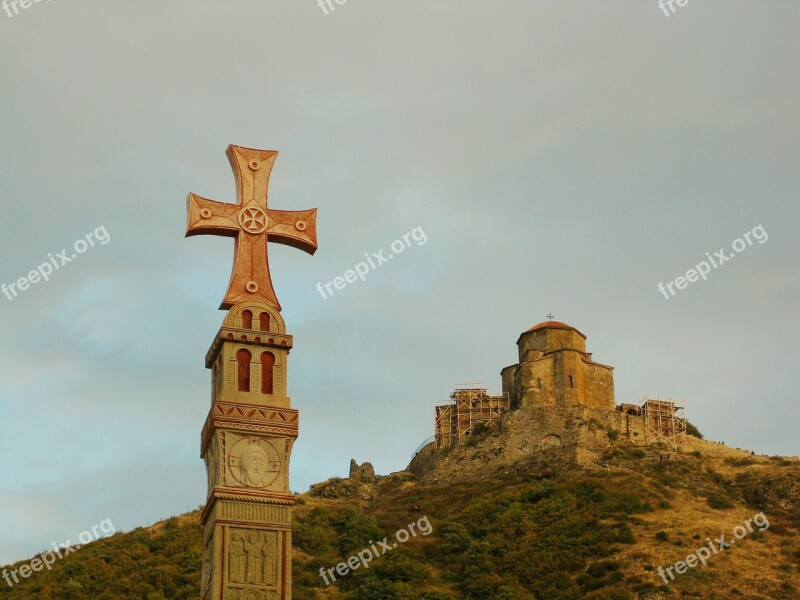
(501, 320, 616, 411)
(428, 319, 687, 466)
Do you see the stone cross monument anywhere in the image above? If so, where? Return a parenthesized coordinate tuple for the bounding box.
(186, 144, 317, 600)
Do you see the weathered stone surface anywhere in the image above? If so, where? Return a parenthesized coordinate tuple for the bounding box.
(349, 459, 376, 482)
(502, 320, 615, 411)
(309, 477, 375, 501)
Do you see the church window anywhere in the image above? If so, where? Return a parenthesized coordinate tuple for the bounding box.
(242, 310, 253, 329)
(569, 375, 574, 388)
(261, 352, 275, 394)
(260, 312, 270, 332)
(237, 349, 251, 392)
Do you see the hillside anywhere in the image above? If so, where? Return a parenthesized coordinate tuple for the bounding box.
(2, 436, 799, 600)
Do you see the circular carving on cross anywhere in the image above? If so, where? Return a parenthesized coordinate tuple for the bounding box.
(295, 220, 307, 231)
(248, 159, 260, 171)
(238, 206, 268, 234)
(200, 208, 212, 219)
(246, 281, 259, 293)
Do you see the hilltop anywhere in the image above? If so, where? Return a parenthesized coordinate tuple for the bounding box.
(2, 429, 799, 600)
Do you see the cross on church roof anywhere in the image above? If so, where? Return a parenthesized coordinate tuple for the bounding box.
(185, 145, 318, 311)
(547, 313, 554, 320)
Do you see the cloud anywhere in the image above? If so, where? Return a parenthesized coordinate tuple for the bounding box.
(1, 0, 798, 563)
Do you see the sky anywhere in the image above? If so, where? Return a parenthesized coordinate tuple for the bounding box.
(1, 0, 798, 565)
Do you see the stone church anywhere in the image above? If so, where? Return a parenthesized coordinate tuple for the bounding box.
(423, 320, 687, 470)
(501, 320, 615, 411)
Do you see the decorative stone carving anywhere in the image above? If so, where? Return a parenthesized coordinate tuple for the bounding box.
(227, 435, 282, 489)
(227, 529, 279, 589)
(190, 145, 315, 599)
(185, 144, 319, 311)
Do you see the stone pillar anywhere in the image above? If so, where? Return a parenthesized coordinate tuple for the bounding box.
(200, 301, 298, 600)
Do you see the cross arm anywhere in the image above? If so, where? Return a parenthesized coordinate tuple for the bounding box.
(185, 193, 241, 238)
(265, 208, 319, 255)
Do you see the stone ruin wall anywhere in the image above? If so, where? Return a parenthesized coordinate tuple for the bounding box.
(409, 403, 649, 477)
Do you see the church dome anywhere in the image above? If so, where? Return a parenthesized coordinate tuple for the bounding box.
(524, 320, 586, 338)
(516, 320, 588, 353)
(525, 320, 573, 333)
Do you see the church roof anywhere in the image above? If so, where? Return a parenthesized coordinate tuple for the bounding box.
(521, 320, 587, 339)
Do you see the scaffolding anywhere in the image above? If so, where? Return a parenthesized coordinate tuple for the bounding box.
(434, 384, 510, 449)
(640, 397, 687, 450)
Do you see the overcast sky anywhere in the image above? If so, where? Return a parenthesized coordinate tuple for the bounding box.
(1, 1, 798, 564)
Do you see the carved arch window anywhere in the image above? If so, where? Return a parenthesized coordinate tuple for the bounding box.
(237, 349, 251, 392)
(259, 312, 271, 332)
(261, 352, 275, 395)
(241, 310, 253, 330)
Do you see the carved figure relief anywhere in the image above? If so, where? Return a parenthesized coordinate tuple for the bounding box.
(228, 436, 281, 488)
(229, 532, 246, 583)
(227, 529, 279, 590)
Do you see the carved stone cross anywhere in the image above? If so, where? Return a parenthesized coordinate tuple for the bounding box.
(186, 145, 318, 311)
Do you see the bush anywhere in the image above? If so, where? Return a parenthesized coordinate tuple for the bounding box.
(686, 421, 704, 439)
(655, 531, 669, 542)
(521, 482, 558, 503)
(437, 522, 473, 555)
(331, 507, 385, 555)
(706, 494, 734, 510)
(581, 586, 635, 600)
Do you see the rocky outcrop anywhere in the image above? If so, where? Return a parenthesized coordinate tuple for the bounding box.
(348, 459, 376, 482)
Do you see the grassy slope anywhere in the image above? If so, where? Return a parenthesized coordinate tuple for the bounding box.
(1, 443, 798, 600)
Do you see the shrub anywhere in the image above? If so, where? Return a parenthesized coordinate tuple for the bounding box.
(706, 494, 734, 510)
(437, 522, 473, 555)
(686, 421, 703, 439)
(655, 531, 669, 542)
(581, 586, 635, 600)
(331, 507, 385, 555)
(521, 482, 558, 503)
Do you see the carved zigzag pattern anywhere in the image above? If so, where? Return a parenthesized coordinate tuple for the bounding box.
(214, 404, 298, 424)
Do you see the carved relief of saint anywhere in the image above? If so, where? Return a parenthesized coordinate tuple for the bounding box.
(228, 437, 281, 488)
(244, 531, 264, 584)
(261, 537, 275, 584)
(229, 532, 246, 583)
(241, 445, 270, 487)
